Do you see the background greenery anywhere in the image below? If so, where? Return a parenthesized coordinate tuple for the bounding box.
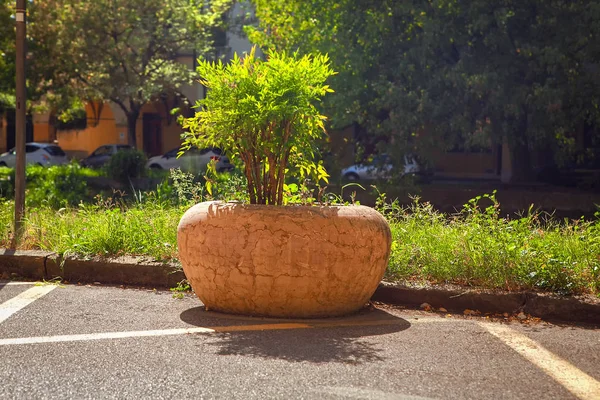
(0, 0, 232, 141)
(246, 0, 600, 182)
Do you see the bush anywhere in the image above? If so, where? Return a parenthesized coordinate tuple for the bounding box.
(104, 149, 147, 184)
(167, 168, 248, 206)
(0, 164, 99, 207)
(0, 167, 12, 199)
(181, 46, 334, 205)
(25, 163, 93, 208)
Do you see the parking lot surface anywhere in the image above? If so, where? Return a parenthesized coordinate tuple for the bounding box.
(1, 281, 599, 399)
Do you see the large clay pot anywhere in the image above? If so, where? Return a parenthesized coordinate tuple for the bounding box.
(177, 201, 392, 318)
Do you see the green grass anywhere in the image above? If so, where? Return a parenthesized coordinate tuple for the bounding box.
(382, 193, 600, 295)
(1, 190, 599, 296)
(0, 200, 182, 262)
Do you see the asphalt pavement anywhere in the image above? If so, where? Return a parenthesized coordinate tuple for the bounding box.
(1, 281, 599, 400)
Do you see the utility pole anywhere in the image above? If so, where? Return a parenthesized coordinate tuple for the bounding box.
(13, 0, 26, 244)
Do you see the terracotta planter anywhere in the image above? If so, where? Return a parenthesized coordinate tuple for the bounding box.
(177, 201, 392, 318)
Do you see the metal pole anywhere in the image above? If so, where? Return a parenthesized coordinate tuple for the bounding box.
(13, 0, 26, 244)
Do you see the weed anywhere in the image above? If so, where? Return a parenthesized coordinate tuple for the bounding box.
(170, 168, 207, 205)
(382, 192, 600, 295)
(170, 279, 191, 299)
(34, 277, 64, 287)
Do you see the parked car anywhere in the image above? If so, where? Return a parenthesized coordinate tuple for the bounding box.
(341, 154, 422, 181)
(146, 147, 234, 173)
(80, 144, 134, 168)
(0, 142, 68, 167)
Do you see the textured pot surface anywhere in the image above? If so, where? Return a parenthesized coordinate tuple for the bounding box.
(177, 201, 392, 318)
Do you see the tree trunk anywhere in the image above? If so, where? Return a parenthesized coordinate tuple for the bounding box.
(509, 141, 535, 182)
(508, 114, 535, 183)
(126, 111, 139, 148)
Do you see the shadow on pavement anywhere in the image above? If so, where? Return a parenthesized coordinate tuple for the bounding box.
(180, 306, 411, 364)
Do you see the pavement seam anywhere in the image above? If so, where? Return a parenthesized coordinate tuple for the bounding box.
(42, 254, 48, 280)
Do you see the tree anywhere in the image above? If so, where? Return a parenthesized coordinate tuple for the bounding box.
(29, 0, 232, 147)
(0, 0, 15, 110)
(248, 0, 600, 182)
(0, 0, 75, 116)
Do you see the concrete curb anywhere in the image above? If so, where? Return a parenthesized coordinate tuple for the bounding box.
(372, 282, 600, 326)
(1, 249, 598, 325)
(0, 249, 185, 288)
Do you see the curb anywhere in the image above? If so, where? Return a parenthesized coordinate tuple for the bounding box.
(0, 249, 185, 288)
(372, 282, 600, 326)
(1, 249, 598, 325)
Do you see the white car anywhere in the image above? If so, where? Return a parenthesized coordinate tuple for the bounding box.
(0, 142, 68, 167)
(341, 154, 421, 181)
(146, 147, 234, 173)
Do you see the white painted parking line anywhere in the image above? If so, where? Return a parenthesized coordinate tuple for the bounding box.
(0, 281, 37, 286)
(481, 323, 600, 400)
(0, 324, 316, 346)
(0, 316, 447, 346)
(0, 327, 216, 346)
(0, 285, 57, 324)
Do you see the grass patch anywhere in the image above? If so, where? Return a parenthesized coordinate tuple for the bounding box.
(381, 193, 600, 295)
(1, 186, 599, 296)
(0, 200, 182, 262)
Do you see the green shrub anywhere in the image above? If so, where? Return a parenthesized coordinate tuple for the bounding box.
(168, 168, 248, 206)
(181, 46, 334, 205)
(0, 167, 13, 199)
(104, 149, 147, 184)
(25, 163, 93, 208)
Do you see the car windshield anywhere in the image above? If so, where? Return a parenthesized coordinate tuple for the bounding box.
(368, 155, 391, 165)
(198, 147, 222, 155)
(164, 148, 179, 158)
(25, 145, 40, 153)
(43, 146, 66, 156)
(91, 146, 111, 156)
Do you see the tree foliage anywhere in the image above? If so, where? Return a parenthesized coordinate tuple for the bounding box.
(181, 47, 334, 205)
(0, 0, 74, 114)
(0, 0, 15, 110)
(248, 0, 600, 181)
(28, 0, 232, 146)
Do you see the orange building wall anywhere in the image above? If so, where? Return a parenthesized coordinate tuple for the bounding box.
(158, 108, 186, 153)
(33, 122, 54, 143)
(32, 98, 188, 159)
(162, 124, 183, 152)
(56, 102, 122, 158)
(135, 103, 153, 152)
